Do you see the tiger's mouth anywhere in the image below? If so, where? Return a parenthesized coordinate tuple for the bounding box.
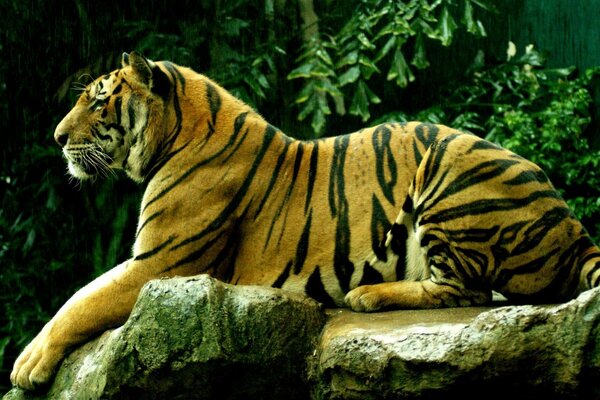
(64, 144, 114, 179)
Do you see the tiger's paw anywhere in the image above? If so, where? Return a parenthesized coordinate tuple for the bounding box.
(345, 285, 387, 312)
(10, 324, 64, 390)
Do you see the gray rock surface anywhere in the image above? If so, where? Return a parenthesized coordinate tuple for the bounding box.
(310, 289, 600, 399)
(4, 278, 600, 400)
(3, 275, 326, 400)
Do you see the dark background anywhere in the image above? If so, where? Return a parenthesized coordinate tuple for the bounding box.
(1, 0, 599, 392)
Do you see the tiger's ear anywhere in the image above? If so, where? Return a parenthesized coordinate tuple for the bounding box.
(122, 51, 170, 98)
(122, 51, 155, 85)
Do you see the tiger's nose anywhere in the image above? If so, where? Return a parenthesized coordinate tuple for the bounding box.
(54, 131, 69, 147)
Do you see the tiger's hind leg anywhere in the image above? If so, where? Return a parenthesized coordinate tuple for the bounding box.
(346, 272, 492, 311)
(346, 235, 493, 311)
(347, 196, 493, 311)
(346, 243, 493, 311)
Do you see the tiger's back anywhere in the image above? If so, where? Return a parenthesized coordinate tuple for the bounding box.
(346, 133, 600, 311)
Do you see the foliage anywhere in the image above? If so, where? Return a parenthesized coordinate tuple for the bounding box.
(376, 45, 600, 242)
(289, 0, 495, 136)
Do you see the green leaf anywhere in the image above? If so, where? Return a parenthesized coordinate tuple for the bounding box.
(317, 92, 331, 115)
(316, 78, 343, 98)
(356, 32, 376, 50)
(298, 94, 317, 120)
(475, 20, 487, 37)
(294, 82, 315, 104)
(339, 66, 361, 86)
(471, 0, 499, 13)
(364, 82, 381, 104)
(316, 48, 334, 66)
(287, 63, 313, 80)
(311, 108, 326, 134)
(374, 35, 397, 63)
(244, 77, 266, 98)
(388, 46, 414, 87)
(411, 33, 429, 69)
(358, 55, 381, 79)
(337, 51, 359, 68)
(256, 74, 270, 89)
(438, 7, 458, 46)
(462, 0, 477, 34)
(349, 80, 371, 121)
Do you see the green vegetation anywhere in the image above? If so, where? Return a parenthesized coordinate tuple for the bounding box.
(1, 0, 598, 393)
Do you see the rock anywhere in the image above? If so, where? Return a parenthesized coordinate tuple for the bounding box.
(310, 288, 600, 400)
(3, 275, 326, 400)
(4, 280, 600, 400)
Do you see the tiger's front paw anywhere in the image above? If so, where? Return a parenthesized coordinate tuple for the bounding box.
(345, 285, 386, 312)
(10, 323, 65, 390)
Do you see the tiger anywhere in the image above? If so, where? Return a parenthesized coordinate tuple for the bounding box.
(11, 51, 600, 390)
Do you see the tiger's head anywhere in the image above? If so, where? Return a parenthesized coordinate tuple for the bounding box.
(54, 52, 171, 182)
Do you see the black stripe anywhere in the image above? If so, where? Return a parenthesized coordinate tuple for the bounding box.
(112, 83, 122, 95)
(390, 223, 408, 254)
(105, 123, 126, 138)
(422, 190, 562, 225)
(163, 61, 186, 93)
(413, 123, 441, 165)
(444, 225, 500, 243)
(511, 207, 572, 255)
(412, 137, 458, 220)
(497, 221, 529, 246)
(294, 209, 312, 274)
(170, 124, 277, 250)
(291, 142, 305, 184)
(140, 70, 182, 181)
(503, 169, 549, 185)
(151, 65, 171, 100)
(431, 158, 520, 209)
(455, 247, 488, 279)
(254, 137, 291, 218)
(136, 209, 165, 238)
(305, 266, 337, 306)
(163, 230, 227, 273)
(305, 142, 319, 214)
(206, 82, 222, 137)
(142, 141, 191, 183)
(421, 134, 460, 192)
(592, 265, 600, 288)
(91, 126, 113, 142)
(412, 138, 423, 166)
(133, 235, 176, 261)
(90, 97, 110, 110)
(494, 248, 560, 291)
(262, 142, 306, 248)
(127, 96, 137, 130)
(372, 125, 397, 205)
(221, 125, 251, 164)
(165, 205, 249, 277)
(402, 195, 413, 213)
(370, 194, 391, 262)
(273, 261, 293, 288)
(143, 112, 249, 212)
(466, 138, 502, 153)
(114, 97, 123, 126)
(328, 135, 349, 217)
(578, 241, 598, 266)
(359, 262, 384, 286)
(329, 135, 354, 292)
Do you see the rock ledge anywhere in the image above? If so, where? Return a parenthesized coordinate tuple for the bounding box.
(4, 277, 600, 399)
